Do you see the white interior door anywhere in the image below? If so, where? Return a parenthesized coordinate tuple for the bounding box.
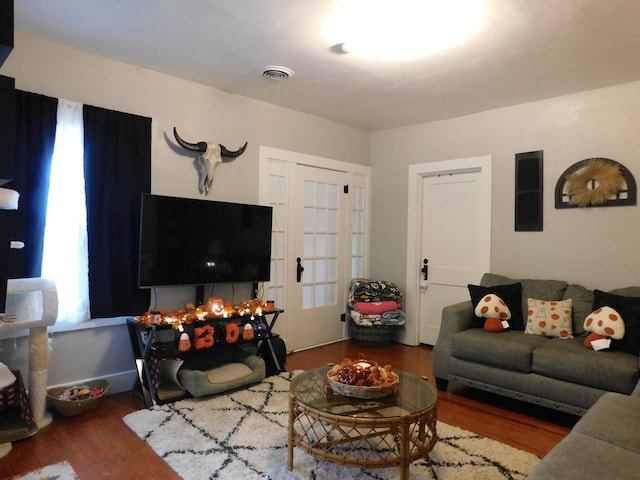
(259, 147, 371, 352)
(289, 165, 348, 350)
(406, 157, 491, 346)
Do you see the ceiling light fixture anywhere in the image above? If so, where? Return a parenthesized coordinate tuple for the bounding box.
(261, 66, 295, 81)
(325, 0, 485, 61)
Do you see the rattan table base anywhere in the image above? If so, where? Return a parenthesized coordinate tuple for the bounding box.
(288, 368, 438, 480)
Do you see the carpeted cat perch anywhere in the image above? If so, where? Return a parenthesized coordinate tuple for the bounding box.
(1, 187, 59, 458)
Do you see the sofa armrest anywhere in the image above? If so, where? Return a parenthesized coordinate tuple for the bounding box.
(432, 300, 474, 384)
(439, 300, 474, 336)
(632, 380, 640, 398)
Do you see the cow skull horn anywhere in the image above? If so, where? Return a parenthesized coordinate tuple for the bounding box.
(173, 127, 207, 153)
(173, 127, 248, 196)
(220, 142, 248, 160)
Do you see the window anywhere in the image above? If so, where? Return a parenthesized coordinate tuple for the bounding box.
(41, 99, 89, 324)
(13, 91, 152, 322)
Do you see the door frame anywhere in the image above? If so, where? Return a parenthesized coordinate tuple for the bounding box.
(258, 146, 372, 350)
(404, 156, 492, 345)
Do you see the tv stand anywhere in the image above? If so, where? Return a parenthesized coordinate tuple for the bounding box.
(127, 309, 284, 408)
(195, 285, 205, 306)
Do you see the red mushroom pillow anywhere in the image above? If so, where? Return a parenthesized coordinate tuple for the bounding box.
(583, 306, 625, 350)
(591, 290, 640, 355)
(468, 283, 524, 331)
(525, 298, 573, 338)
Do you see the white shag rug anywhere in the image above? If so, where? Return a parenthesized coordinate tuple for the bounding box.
(123, 371, 540, 480)
(4, 461, 80, 480)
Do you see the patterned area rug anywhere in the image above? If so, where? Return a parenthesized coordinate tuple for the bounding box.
(4, 461, 80, 480)
(123, 371, 540, 479)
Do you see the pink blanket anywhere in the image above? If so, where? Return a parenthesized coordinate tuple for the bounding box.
(353, 301, 401, 315)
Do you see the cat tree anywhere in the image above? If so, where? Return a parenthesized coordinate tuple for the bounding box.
(0, 187, 59, 458)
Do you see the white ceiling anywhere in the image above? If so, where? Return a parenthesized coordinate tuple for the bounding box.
(14, 0, 640, 131)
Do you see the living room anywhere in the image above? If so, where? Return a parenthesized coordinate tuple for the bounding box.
(1, 1, 639, 478)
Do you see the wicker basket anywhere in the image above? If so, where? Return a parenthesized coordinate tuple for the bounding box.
(47, 379, 110, 417)
(327, 371, 399, 399)
(349, 319, 394, 348)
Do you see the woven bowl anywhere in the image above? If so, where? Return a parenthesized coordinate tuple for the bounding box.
(327, 371, 399, 399)
(47, 379, 110, 417)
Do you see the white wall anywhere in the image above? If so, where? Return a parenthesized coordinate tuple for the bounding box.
(0, 33, 370, 391)
(370, 81, 640, 344)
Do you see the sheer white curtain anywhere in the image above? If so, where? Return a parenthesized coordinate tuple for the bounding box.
(41, 99, 90, 324)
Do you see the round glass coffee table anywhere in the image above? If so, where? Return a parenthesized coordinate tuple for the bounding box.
(288, 366, 438, 480)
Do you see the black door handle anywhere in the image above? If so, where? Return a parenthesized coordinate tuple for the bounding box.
(296, 257, 304, 283)
(421, 258, 429, 281)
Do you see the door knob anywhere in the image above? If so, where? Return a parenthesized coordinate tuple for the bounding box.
(421, 258, 429, 281)
(296, 257, 304, 283)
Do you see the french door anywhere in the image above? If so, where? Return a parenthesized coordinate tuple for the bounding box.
(289, 165, 348, 349)
(259, 147, 371, 351)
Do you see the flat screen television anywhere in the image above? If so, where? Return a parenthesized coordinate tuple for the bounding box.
(138, 194, 273, 288)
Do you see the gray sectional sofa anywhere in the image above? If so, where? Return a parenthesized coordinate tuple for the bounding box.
(433, 273, 640, 416)
(526, 382, 640, 479)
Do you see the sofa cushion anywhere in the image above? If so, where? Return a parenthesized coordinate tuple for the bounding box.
(451, 329, 548, 373)
(593, 289, 640, 356)
(480, 273, 568, 325)
(468, 282, 524, 330)
(532, 336, 639, 393)
(525, 298, 573, 338)
(525, 432, 640, 480)
(611, 286, 640, 297)
(206, 362, 253, 383)
(564, 284, 594, 335)
(574, 392, 640, 454)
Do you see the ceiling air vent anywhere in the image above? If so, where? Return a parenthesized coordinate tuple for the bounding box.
(261, 66, 295, 81)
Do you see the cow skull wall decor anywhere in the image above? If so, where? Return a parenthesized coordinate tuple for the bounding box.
(173, 127, 248, 195)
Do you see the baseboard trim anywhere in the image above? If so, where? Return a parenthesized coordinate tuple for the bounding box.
(48, 369, 138, 396)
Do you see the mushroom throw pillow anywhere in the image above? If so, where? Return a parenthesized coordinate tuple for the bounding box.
(583, 306, 625, 350)
(592, 289, 640, 355)
(525, 298, 573, 338)
(468, 283, 524, 331)
(474, 293, 512, 332)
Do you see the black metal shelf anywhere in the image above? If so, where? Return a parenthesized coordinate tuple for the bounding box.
(126, 309, 284, 407)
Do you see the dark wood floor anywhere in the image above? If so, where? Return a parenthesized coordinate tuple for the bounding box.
(2, 341, 576, 479)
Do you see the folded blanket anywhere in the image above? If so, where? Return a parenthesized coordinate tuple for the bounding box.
(350, 309, 406, 327)
(354, 301, 401, 315)
(348, 278, 402, 306)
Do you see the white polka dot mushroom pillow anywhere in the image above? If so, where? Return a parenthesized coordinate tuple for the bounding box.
(583, 306, 625, 351)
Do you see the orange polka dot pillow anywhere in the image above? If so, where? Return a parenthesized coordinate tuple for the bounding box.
(525, 298, 573, 338)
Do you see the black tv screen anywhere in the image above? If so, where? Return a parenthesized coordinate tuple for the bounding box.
(138, 194, 273, 287)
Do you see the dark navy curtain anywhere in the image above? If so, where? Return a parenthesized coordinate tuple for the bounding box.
(11, 95, 151, 318)
(83, 105, 151, 318)
(9, 90, 58, 278)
